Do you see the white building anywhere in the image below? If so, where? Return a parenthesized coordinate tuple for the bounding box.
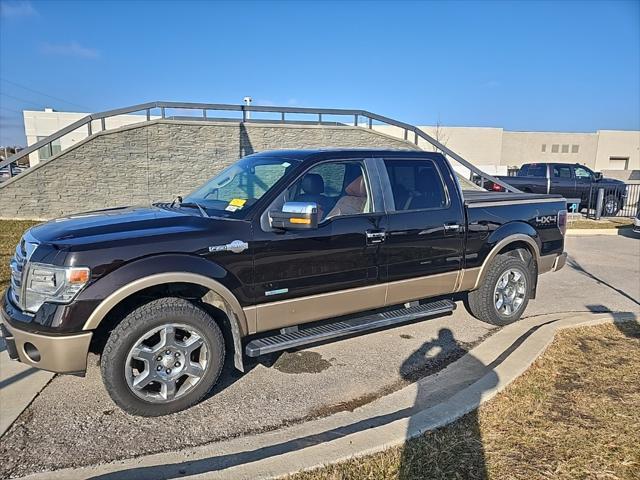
(23, 109, 158, 165)
(23, 108, 640, 180)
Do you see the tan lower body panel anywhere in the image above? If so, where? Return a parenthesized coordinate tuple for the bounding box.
(385, 271, 459, 305)
(2, 322, 92, 373)
(247, 271, 461, 333)
(455, 267, 481, 292)
(538, 254, 558, 274)
(246, 283, 388, 333)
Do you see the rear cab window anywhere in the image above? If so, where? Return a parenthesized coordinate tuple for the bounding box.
(520, 164, 547, 177)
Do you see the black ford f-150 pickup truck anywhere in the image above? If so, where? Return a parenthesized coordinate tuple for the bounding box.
(481, 162, 626, 216)
(1, 149, 568, 416)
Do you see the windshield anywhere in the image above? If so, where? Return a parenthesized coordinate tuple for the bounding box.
(184, 155, 301, 217)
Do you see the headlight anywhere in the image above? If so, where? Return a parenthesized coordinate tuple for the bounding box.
(23, 263, 90, 313)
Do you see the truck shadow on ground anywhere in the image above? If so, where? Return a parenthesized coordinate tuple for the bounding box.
(568, 256, 640, 308)
(87, 320, 575, 480)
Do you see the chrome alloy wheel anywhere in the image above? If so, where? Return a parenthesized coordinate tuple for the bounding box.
(604, 198, 617, 215)
(493, 268, 527, 316)
(125, 323, 210, 403)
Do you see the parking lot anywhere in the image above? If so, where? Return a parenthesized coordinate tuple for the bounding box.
(0, 233, 638, 479)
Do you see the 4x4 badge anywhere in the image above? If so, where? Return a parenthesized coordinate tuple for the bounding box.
(209, 240, 248, 254)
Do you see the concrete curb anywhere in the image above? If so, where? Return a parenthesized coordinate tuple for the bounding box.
(17, 311, 639, 480)
(566, 228, 629, 236)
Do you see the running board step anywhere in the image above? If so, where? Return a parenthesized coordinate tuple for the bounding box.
(245, 299, 456, 357)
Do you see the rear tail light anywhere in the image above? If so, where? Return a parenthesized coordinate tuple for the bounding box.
(558, 209, 568, 236)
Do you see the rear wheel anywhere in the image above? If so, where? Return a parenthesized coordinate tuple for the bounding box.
(466, 254, 533, 326)
(101, 297, 225, 416)
(603, 195, 621, 216)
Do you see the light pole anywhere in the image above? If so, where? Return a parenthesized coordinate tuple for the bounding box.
(243, 96, 252, 120)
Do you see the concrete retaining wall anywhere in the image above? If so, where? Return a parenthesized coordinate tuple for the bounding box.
(0, 120, 418, 219)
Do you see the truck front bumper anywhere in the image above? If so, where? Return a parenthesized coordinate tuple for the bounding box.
(1, 296, 92, 375)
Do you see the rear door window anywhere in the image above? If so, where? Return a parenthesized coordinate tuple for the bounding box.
(384, 159, 448, 211)
(553, 165, 572, 179)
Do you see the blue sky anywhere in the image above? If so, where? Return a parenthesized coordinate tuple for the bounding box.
(0, 0, 639, 145)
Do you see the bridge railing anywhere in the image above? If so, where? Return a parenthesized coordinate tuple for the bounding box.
(0, 101, 519, 192)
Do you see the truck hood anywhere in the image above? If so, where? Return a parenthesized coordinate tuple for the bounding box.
(28, 205, 228, 247)
(597, 177, 626, 185)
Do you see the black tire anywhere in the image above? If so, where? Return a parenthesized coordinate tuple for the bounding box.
(101, 297, 225, 416)
(466, 254, 533, 326)
(603, 195, 621, 217)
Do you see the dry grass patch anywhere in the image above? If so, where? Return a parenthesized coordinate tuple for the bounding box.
(289, 322, 640, 480)
(568, 217, 633, 230)
(0, 220, 39, 289)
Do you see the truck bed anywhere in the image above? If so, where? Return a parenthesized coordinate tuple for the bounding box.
(462, 190, 564, 206)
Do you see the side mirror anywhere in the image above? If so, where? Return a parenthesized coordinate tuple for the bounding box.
(270, 202, 319, 230)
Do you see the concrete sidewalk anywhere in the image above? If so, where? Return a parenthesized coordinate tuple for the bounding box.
(0, 338, 53, 436)
(17, 311, 638, 480)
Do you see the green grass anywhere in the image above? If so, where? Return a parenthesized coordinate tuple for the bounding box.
(0, 220, 39, 289)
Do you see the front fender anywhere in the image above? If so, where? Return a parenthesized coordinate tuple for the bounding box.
(78, 254, 249, 372)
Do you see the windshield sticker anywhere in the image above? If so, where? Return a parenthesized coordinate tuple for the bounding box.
(225, 198, 247, 212)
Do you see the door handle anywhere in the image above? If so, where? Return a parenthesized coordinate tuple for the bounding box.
(366, 230, 387, 243)
(444, 223, 460, 235)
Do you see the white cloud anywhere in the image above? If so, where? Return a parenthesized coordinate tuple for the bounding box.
(0, 1, 37, 18)
(40, 42, 100, 59)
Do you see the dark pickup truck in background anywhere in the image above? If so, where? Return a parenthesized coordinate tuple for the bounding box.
(2, 149, 567, 416)
(481, 162, 627, 216)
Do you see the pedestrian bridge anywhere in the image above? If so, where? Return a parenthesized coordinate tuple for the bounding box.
(0, 102, 510, 219)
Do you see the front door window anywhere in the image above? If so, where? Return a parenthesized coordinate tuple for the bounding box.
(283, 160, 372, 221)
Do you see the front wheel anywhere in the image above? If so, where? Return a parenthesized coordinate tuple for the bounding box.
(101, 297, 225, 416)
(466, 254, 533, 326)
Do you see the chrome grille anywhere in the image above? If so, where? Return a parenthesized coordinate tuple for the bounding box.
(8, 231, 38, 311)
(9, 241, 26, 308)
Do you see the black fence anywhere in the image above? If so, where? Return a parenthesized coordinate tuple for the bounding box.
(586, 183, 640, 218)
